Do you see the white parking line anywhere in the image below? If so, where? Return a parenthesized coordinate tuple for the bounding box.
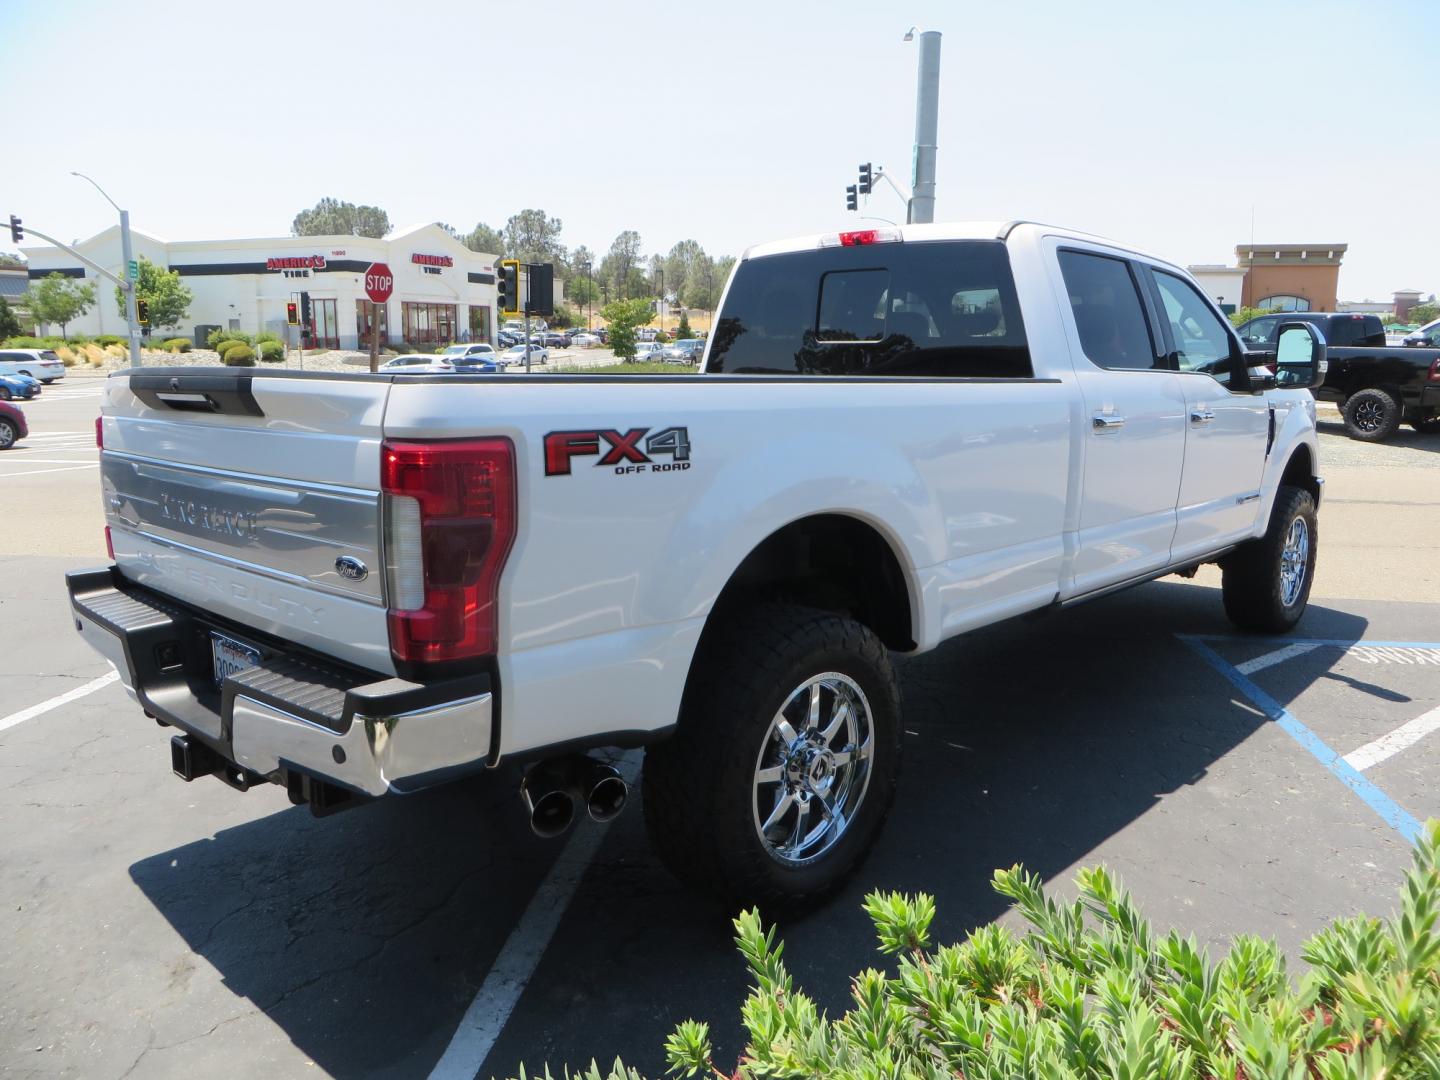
(1343, 706, 1440, 773)
(0, 458, 99, 464)
(428, 753, 641, 1080)
(1234, 642, 1323, 675)
(0, 463, 99, 477)
(0, 670, 120, 735)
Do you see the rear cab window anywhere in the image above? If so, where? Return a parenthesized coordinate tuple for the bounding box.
(707, 240, 1032, 377)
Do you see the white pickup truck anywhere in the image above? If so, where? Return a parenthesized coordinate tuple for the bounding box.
(70, 221, 1327, 910)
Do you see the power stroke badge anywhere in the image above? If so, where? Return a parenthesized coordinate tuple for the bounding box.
(543, 427, 691, 476)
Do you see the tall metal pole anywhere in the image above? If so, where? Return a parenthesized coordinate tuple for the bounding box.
(72, 173, 142, 368)
(909, 30, 942, 225)
(119, 209, 142, 367)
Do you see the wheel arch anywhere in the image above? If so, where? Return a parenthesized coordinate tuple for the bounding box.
(1279, 442, 1320, 504)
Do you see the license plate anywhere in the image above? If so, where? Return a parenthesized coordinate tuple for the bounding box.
(211, 632, 261, 688)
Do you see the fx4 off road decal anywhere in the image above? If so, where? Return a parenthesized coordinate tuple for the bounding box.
(544, 427, 692, 476)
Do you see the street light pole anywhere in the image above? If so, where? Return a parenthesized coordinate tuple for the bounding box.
(902, 28, 942, 224)
(72, 172, 142, 368)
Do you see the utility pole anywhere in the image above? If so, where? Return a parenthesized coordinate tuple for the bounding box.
(72, 173, 142, 367)
(905, 29, 942, 224)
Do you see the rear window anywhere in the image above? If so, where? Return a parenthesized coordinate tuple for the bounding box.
(40, 351, 61, 362)
(1326, 316, 1385, 347)
(707, 240, 1031, 377)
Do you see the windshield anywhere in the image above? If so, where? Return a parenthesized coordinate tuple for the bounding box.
(441, 346, 466, 355)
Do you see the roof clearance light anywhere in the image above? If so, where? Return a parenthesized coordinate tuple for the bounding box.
(820, 228, 903, 248)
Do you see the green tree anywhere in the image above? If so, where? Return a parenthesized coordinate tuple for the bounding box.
(0, 296, 21, 339)
(463, 222, 505, 256)
(568, 274, 600, 310)
(0, 253, 24, 271)
(603, 230, 643, 298)
(291, 197, 391, 238)
(1227, 305, 1270, 327)
(1406, 302, 1440, 326)
(28, 272, 95, 337)
(675, 310, 692, 339)
(503, 209, 566, 266)
(114, 257, 193, 333)
(663, 239, 704, 307)
(600, 297, 654, 361)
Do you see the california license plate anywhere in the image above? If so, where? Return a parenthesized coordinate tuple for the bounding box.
(211, 632, 261, 688)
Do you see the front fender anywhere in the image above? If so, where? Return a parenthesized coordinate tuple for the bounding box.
(1258, 393, 1321, 532)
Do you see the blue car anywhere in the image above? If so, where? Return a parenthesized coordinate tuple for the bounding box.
(453, 358, 504, 373)
(0, 372, 41, 401)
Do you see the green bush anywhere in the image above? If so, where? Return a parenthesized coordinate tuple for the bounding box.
(254, 331, 283, 346)
(65, 334, 93, 346)
(221, 344, 256, 366)
(207, 327, 253, 352)
(675, 311, 692, 339)
(2, 336, 63, 349)
(257, 340, 284, 362)
(161, 337, 192, 353)
(94, 334, 128, 347)
(516, 819, 1440, 1080)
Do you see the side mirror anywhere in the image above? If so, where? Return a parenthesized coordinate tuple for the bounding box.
(1266, 321, 1327, 391)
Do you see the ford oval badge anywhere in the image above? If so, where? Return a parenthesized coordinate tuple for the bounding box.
(335, 556, 369, 582)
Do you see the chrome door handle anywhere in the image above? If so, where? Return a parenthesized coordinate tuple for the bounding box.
(1190, 409, 1215, 424)
(1092, 415, 1126, 431)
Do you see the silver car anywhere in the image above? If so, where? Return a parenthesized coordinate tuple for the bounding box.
(380, 354, 456, 373)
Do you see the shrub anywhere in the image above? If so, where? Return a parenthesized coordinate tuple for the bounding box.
(515, 819, 1440, 1080)
(66, 334, 93, 347)
(208, 327, 253, 352)
(81, 344, 107, 364)
(2, 336, 54, 349)
(88, 351, 108, 368)
(675, 311, 692, 339)
(94, 334, 127, 347)
(161, 337, 192, 353)
(254, 331, 283, 346)
(54, 344, 78, 365)
(257, 340, 284, 362)
(221, 344, 256, 366)
(104, 344, 127, 358)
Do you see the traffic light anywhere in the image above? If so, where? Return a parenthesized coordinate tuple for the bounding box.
(845, 185, 858, 212)
(299, 291, 312, 328)
(497, 259, 520, 316)
(7, 215, 21, 243)
(526, 263, 554, 317)
(858, 163, 873, 195)
(286, 301, 299, 326)
(136, 298, 149, 325)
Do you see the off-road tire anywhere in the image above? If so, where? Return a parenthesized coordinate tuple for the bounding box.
(1341, 387, 1401, 442)
(642, 602, 902, 915)
(1221, 485, 1317, 633)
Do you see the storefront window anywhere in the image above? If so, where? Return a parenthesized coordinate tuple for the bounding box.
(402, 302, 458, 345)
(469, 305, 491, 344)
(1257, 295, 1311, 313)
(304, 298, 339, 349)
(356, 299, 390, 346)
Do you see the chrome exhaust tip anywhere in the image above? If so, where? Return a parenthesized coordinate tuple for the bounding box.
(520, 762, 578, 839)
(583, 762, 628, 823)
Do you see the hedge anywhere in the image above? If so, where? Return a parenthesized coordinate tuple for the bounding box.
(254, 331, 283, 346)
(161, 337, 192, 353)
(2, 336, 64, 349)
(514, 819, 1440, 1080)
(208, 327, 253, 352)
(221, 344, 256, 366)
(257, 340, 284, 362)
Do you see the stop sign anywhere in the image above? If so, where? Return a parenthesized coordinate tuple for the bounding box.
(364, 262, 394, 303)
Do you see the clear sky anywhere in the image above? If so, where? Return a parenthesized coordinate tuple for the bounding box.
(5, 0, 1436, 300)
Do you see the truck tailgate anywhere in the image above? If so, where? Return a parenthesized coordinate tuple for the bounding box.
(100, 371, 395, 674)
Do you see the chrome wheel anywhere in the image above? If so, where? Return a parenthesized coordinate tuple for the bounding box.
(1352, 399, 1384, 432)
(0, 421, 14, 449)
(752, 672, 874, 866)
(1280, 516, 1309, 608)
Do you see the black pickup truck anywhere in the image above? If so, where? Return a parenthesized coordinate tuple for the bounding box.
(1237, 312, 1440, 440)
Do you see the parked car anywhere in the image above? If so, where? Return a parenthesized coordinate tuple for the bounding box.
(502, 343, 548, 365)
(1236, 311, 1440, 439)
(0, 348, 66, 384)
(70, 220, 1327, 912)
(440, 344, 501, 367)
(630, 341, 663, 361)
(543, 331, 571, 349)
(0, 372, 42, 400)
(666, 338, 704, 364)
(570, 332, 600, 348)
(379, 354, 457, 373)
(497, 330, 523, 348)
(454, 359, 505, 373)
(656, 343, 696, 365)
(1403, 318, 1440, 347)
(0, 399, 27, 449)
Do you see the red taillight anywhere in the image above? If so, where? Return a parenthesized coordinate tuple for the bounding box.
(1430, 359, 1440, 383)
(380, 438, 516, 665)
(95, 416, 103, 449)
(821, 227, 903, 248)
(840, 229, 882, 246)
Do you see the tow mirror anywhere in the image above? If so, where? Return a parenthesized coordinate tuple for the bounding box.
(1269, 321, 1327, 391)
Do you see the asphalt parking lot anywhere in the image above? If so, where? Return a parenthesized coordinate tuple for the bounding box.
(2, 379, 1437, 1079)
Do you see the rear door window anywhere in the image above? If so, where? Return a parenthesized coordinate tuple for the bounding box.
(1056, 251, 1161, 371)
(706, 240, 1031, 377)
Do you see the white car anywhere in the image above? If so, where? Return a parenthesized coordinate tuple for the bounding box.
(440, 344, 500, 367)
(380, 354, 456, 373)
(0, 348, 67, 384)
(74, 220, 1328, 913)
(570, 332, 600, 348)
(630, 341, 663, 361)
(502, 344, 548, 365)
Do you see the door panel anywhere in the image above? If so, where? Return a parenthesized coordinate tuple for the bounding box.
(1053, 246, 1186, 596)
(1146, 268, 1268, 558)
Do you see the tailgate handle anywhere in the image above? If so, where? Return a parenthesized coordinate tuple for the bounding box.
(129, 374, 265, 417)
